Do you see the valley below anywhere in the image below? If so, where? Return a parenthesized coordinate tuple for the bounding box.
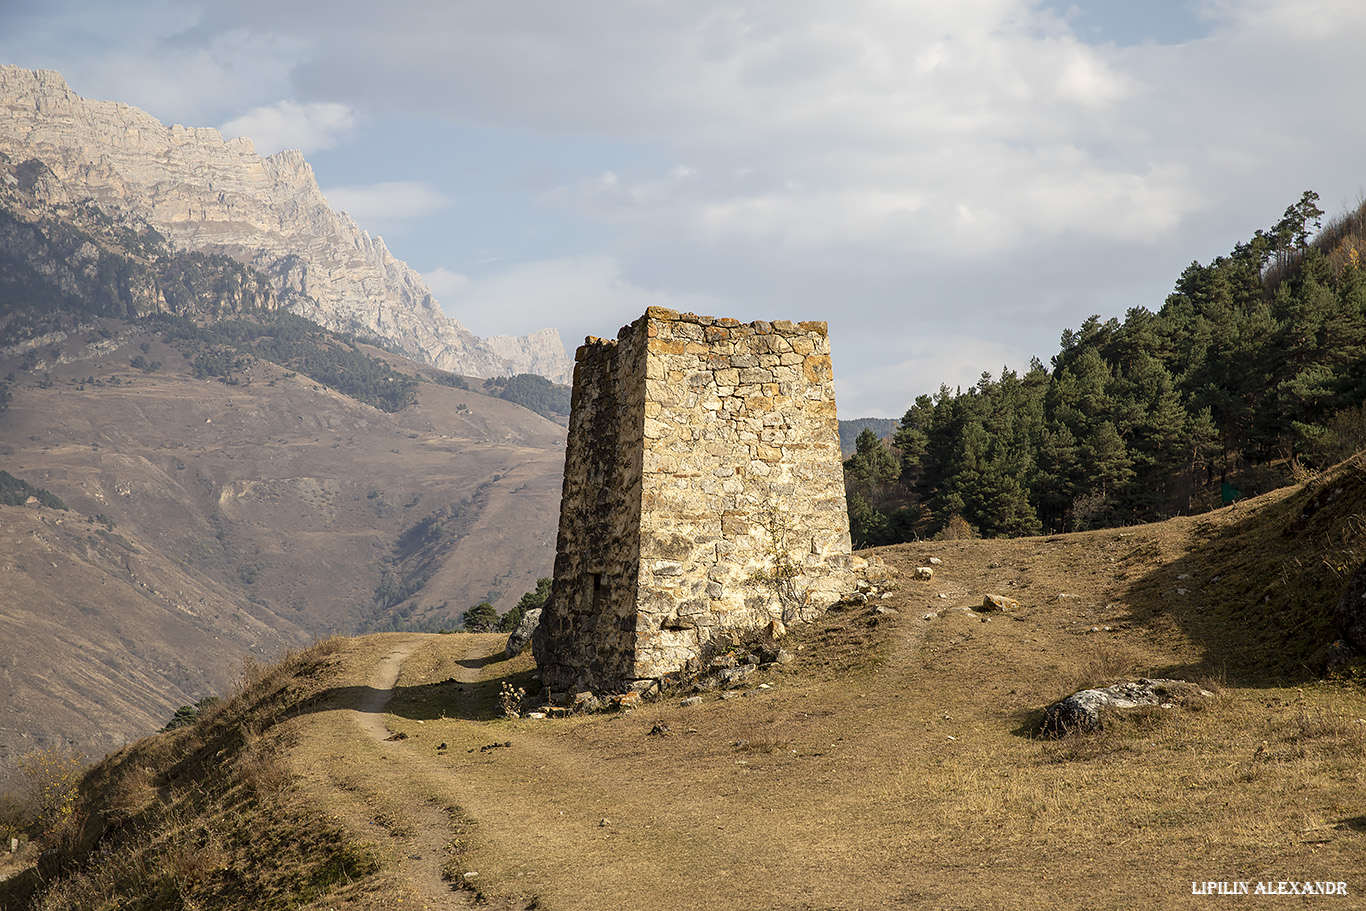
(0, 317, 564, 776)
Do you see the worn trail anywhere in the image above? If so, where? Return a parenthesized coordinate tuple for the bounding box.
(340, 636, 488, 910)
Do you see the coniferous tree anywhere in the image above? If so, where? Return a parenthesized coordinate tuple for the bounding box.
(844, 191, 1366, 542)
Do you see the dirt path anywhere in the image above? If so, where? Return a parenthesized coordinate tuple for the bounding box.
(355, 639, 417, 740)
(346, 636, 477, 910)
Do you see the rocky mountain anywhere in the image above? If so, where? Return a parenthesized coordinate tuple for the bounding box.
(0, 65, 573, 382)
(0, 142, 565, 785)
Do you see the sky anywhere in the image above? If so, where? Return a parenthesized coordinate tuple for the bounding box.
(4, 0, 1366, 418)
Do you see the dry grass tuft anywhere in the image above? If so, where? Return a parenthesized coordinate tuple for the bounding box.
(1061, 642, 1146, 694)
(238, 750, 292, 796)
(732, 737, 792, 755)
(2, 636, 398, 911)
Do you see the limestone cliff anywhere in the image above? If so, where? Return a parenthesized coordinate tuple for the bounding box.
(0, 65, 572, 382)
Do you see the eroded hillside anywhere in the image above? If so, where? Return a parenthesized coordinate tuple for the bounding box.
(0, 316, 564, 779)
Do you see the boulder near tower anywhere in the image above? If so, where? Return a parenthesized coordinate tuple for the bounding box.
(533, 307, 858, 695)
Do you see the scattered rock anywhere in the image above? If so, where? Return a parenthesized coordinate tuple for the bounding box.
(599, 818, 610, 827)
(572, 691, 603, 713)
(719, 663, 756, 687)
(1041, 678, 1214, 736)
(648, 720, 671, 736)
(384, 731, 408, 741)
(914, 566, 934, 581)
(1324, 639, 1360, 675)
(1334, 561, 1366, 652)
(503, 606, 543, 659)
(978, 594, 1018, 612)
(862, 555, 897, 584)
(875, 606, 898, 615)
(611, 691, 643, 711)
(680, 695, 703, 707)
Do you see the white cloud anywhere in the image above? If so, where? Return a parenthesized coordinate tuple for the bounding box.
(0, 1, 309, 128)
(421, 267, 468, 299)
(11, 0, 1366, 411)
(438, 256, 712, 346)
(320, 181, 454, 236)
(833, 335, 1033, 419)
(221, 100, 356, 155)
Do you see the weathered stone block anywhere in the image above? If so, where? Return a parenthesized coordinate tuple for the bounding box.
(533, 309, 855, 695)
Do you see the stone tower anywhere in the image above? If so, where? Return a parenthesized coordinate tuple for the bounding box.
(533, 307, 857, 695)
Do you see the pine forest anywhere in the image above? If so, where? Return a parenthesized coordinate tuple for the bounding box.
(846, 191, 1366, 545)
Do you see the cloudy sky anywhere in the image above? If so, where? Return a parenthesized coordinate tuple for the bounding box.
(4, 1, 1365, 417)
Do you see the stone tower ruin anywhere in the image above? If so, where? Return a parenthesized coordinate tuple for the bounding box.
(533, 307, 858, 695)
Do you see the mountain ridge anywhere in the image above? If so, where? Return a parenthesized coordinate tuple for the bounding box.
(0, 65, 573, 383)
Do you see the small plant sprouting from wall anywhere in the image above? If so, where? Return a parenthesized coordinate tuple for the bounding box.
(747, 499, 805, 623)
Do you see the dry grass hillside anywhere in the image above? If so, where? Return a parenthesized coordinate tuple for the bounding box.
(5, 456, 1366, 910)
(0, 318, 563, 783)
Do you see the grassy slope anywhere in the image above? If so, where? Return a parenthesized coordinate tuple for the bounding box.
(7, 459, 1366, 910)
(0, 317, 563, 782)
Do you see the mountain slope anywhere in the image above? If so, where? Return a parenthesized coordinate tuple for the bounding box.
(0, 116, 568, 782)
(6, 461, 1365, 910)
(0, 65, 572, 382)
(0, 315, 563, 774)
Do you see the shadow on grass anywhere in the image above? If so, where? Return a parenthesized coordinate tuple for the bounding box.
(1009, 710, 1046, 740)
(455, 651, 502, 672)
(1113, 456, 1366, 688)
(294, 663, 541, 724)
(0, 866, 41, 909)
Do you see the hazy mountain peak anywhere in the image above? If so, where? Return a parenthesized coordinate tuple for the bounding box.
(0, 65, 571, 382)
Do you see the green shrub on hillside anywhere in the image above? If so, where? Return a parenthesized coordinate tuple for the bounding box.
(158, 312, 419, 411)
(461, 601, 500, 632)
(497, 576, 552, 633)
(483, 373, 570, 419)
(0, 470, 67, 509)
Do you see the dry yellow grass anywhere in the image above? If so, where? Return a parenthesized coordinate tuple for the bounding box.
(8, 459, 1366, 910)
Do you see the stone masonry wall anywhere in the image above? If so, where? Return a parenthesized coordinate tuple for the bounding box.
(534, 318, 649, 691)
(535, 307, 856, 694)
